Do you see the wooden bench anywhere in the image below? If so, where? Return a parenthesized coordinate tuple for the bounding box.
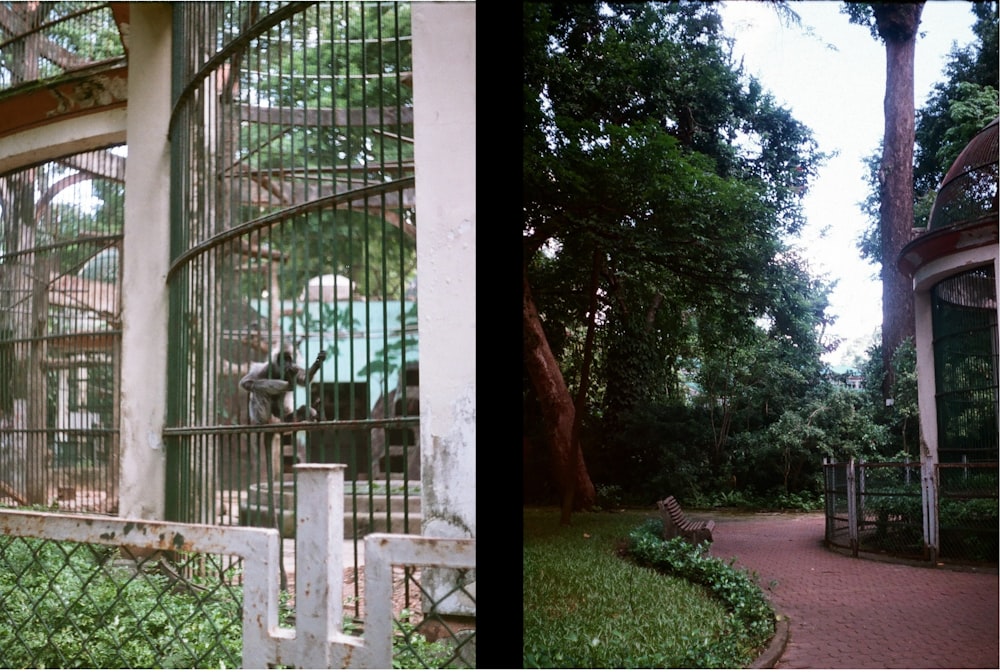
(657, 496, 715, 544)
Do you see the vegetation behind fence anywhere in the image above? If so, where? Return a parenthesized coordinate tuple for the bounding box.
(824, 459, 998, 563)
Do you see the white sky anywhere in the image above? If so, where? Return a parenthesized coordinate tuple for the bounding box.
(718, 1, 979, 368)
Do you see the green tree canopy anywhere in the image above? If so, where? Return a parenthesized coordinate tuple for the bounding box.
(523, 2, 837, 504)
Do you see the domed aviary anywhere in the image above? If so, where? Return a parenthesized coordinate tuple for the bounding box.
(891, 116, 999, 564)
(927, 117, 998, 232)
(899, 117, 998, 277)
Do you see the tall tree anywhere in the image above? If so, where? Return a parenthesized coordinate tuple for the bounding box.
(857, 3, 997, 284)
(523, 3, 826, 518)
(844, 2, 925, 395)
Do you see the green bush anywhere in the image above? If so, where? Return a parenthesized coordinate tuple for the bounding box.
(691, 488, 823, 512)
(624, 519, 775, 667)
(0, 539, 243, 668)
(0, 537, 469, 668)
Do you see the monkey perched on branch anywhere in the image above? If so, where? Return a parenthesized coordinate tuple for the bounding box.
(240, 341, 326, 425)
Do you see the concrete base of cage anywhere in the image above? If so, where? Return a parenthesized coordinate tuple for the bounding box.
(238, 479, 422, 539)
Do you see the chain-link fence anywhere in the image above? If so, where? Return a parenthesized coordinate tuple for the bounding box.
(824, 458, 998, 564)
(0, 517, 477, 669)
(0, 535, 246, 668)
(1, 466, 476, 668)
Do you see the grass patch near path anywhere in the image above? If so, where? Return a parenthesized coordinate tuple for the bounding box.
(523, 507, 771, 668)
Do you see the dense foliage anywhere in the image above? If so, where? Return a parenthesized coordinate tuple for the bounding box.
(523, 2, 864, 507)
(524, 2, 994, 510)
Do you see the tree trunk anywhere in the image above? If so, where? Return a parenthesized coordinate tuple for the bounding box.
(874, 2, 923, 397)
(571, 253, 601, 463)
(523, 270, 596, 524)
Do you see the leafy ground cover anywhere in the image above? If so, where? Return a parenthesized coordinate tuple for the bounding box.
(523, 507, 774, 668)
(0, 535, 464, 668)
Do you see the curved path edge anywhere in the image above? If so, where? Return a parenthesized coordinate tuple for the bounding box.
(750, 615, 790, 669)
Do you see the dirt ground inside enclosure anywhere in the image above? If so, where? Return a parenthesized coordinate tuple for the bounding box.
(705, 511, 999, 669)
(282, 537, 424, 623)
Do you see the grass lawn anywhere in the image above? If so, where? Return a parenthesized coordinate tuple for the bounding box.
(523, 507, 762, 668)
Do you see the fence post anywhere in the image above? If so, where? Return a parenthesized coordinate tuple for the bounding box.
(822, 457, 830, 543)
(858, 458, 866, 523)
(242, 463, 370, 668)
(846, 457, 858, 557)
(922, 461, 939, 562)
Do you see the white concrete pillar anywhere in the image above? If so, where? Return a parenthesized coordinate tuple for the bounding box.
(119, 3, 172, 519)
(411, 1, 476, 620)
(412, 2, 476, 541)
(913, 287, 938, 463)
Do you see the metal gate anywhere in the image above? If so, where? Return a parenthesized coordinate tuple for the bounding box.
(166, 1, 418, 618)
(824, 458, 998, 563)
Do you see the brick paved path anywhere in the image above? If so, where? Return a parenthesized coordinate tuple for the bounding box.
(707, 512, 999, 669)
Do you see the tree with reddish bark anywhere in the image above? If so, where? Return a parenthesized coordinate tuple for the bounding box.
(844, 2, 925, 395)
(523, 270, 596, 524)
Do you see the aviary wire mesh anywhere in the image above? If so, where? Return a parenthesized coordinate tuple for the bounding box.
(932, 263, 999, 464)
(0, 147, 124, 512)
(0, 1, 126, 90)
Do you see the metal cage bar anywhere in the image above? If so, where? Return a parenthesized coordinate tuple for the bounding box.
(0, 1, 126, 91)
(932, 264, 999, 463)
(0, 146, 125, 512)
(167, 2, 416, 617)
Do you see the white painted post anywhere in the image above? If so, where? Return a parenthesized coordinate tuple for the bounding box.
(921, 460, 938, 562)
(846, 458, 858, 556)
(244, 464, 369, 669)
(287, 464, 366, 668)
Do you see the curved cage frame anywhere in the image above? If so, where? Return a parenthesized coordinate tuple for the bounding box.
(926, 117, 999, 231)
